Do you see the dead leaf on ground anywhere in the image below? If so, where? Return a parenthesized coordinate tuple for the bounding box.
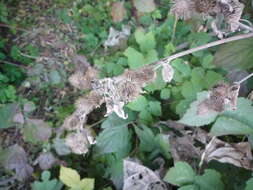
(202, 137, 253, 170)
(34, 152, 57, 170)
(0, 144, 33, 181)
(123, 159, 167, 190)
(22, 119, 52, 144)
(111, 2, 126, 23)
(65, 129, 95, 154)
(133, 0, 156, 13)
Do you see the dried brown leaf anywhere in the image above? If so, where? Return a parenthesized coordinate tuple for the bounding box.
(0, 144, 33, 181)
(203, 137, 253, 170)
(65, 129, 95, 154)
(34, 152, 57, 170)
(170, 0, 195, 20)
(111, 2, 126, 23)
(123, 160, 166, 190)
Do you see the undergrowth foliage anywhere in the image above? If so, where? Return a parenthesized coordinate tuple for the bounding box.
(1, 0, 253, 190)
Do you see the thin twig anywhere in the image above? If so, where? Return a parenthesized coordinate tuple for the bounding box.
(155, 32, 253, 69)
(0, 23, 28, 32)
(235, 73, 253, 84)
(0, 60, 27, 69)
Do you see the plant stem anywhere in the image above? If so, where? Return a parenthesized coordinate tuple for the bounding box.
(236, 73, 253, 84)
(0, 60, 27, 69)
(155, 32, 253, 69)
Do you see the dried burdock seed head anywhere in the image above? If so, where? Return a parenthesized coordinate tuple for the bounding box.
(69, 67, 98, 90)
(197, 82, 241, 115)
(65, 130, 94, 154)
(170, 0, 195, 20)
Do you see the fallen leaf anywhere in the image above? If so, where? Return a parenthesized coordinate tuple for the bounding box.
(0, 144, 33, 181)
(111, 2, 126, 22)
(22, 119, 52, 144)
(133, 0, 156, 13)
(123, 160, 166, 190)
(34, 152, 57, 170)
(0, 103, 19, 129)
(13, 112, 25, 124)
(202, 137, 253, 170)
(53, 138, 71, 156)
(65, 129, 94, 154)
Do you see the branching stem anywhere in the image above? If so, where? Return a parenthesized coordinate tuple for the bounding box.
(155, 32, 253, 69)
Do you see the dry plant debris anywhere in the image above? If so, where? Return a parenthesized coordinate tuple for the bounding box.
(201, 137, 253, 170)
(171, 0, 245, 37)
(123, 159, 167, 190)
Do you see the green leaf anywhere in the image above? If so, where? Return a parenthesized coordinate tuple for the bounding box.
(202, 54, 215, 69)
(80, 178, 94, 190)
(211, 98, 253, 136)
(245, 178, 253, 190)
(127, 95, 148, 111)
(204, 71, 223, 89)
(145, 69, 167, 92)
(148, 101, 161, 116)
(195, 169, 224, 190)
(164, 162, 196, 186)
(31, 171, 63, 190)
(96, 114, 132, 156)
(221, 98, 253, 129)
(178, 185, 196, 190)
(154, 134, 171, 159)
(171, 59, 191, 78)
(0, 103, 18, 129)
(179, 91, 219, 127)
(59, 166, 81, 188)
(139, 109, 153, 124)
(213, 38, 253, 70)
(181, 81, 197, 99)
(135, 29, 156, 52)
(211, 116, 253, 136)
(190, 67, 205, 92)
(124, 47, 145, 69)
(145, 49, 158, 64)
(135, 125, 156, 152)
(160, 88, 171, 99)
(49, 70, 61, 85)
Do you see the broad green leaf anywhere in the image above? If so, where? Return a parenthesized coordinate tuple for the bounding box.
(164, 162, 196, 186)
(145, 69, 167, 92)
(135, 125, 156, 152)
(221, 98, 253, 129)
(211, 98, 253, 136)
(133, 0, 156, 13)
(175, 99, 192, 117)
(204, 71, 223, 89)
(181, 81, 197, 99)
(160, 88, 171, 99)
(59, 166, 80, 188)
(211, 116, 253, 136)
(80, 178, 94, 190)
(213, 38, 253, 70)
(124, 47, 145, 69)
(135, 29, 156, 52)
(179, 91, 219, 127)
(178, 185, 196, 190)
(148, 101, 161, 116)
(145, 49, 158, 64)
(53, 138, 71, 156)
(171, 59, 191, 77)
(49, 70, 61, 85)
(139, 109, 153, 124)
(0, 103, 18, 129)
(195, 169, 224, 190)
(96, 114, 132, 156)
(245, 178, 253, 190)
(191, 67, 205, 92)
(154, 134, 171, 159)
(101, 112, 135, 129)
(127, 95, 148, 111)
(202, 54, 215, 69)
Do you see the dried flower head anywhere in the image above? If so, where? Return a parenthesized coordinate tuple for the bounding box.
(170, 0, 195, 20)
(65, 130, 94, 154)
